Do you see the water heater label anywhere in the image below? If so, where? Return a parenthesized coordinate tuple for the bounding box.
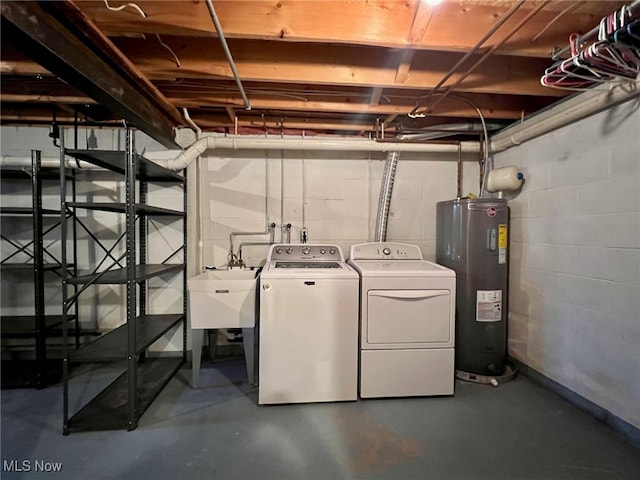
(476, 290, 502, 322)
(498, 224, 508, 264)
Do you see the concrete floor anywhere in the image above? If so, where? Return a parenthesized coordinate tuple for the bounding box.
(2, 356, 639, 480)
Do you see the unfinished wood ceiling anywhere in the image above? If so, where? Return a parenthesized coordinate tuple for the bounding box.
(0, 0, 632, 140)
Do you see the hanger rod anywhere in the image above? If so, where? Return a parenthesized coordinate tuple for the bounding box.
(552, 0, 640, 60)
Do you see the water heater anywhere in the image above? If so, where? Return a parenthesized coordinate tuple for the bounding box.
(436, 198, 509, 376)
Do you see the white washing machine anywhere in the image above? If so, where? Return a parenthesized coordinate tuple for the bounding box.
(259, 244, 359, 405)
(348, 242, 456, 398)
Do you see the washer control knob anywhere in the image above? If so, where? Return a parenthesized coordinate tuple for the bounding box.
(383, 247, 391, 256)
(285, 247, 293, 254)
(275, 247, 283, 254)
(302, 246, 311, 255)
(329, 248, 336, 255)
(319, 248, 327, 254)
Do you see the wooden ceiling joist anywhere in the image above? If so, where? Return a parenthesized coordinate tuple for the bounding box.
(80, 0, 618, 58)
(112, 37, 562, 97)
(1, 0, 630, 137)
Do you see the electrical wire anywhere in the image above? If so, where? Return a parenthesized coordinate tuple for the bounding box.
(414, 1, 550, 117)
(103, 1, 181, 68)
(103, 0, 146, 18)
(156, 34, 181, 67)
(410, 0, 526, 118)
(406, 93, 490, 196)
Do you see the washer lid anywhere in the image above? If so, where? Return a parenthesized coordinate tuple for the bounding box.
(349, 260, 455, 277)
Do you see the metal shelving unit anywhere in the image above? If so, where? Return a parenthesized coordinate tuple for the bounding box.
(0, 151, 78, 389)
(60, 128, 187, 434)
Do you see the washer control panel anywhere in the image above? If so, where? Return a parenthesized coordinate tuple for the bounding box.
(269, 244, 343, 262)
(349, 242, 423, 261)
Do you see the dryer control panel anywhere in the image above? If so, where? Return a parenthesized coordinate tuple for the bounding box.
(350, 242, 423, 261)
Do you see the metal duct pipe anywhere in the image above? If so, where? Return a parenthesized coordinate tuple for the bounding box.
(162, 136, 479, 171)
(374, 151, 400, 242)
(397, 122, 503, 141)
(372, 126, 484, 242)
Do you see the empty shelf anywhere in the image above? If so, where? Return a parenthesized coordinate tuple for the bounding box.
(65, 356, 183, 433)
(1, 207, 61, 215)
(0, 263, 65, 271)
(67, 202, 184, 216)
(1, 315, 72, 336)
(64, 150, 183, 182)
(70, 314, 184, 362)
(69, 264, 183, 284)
(0, 168, 64, 180)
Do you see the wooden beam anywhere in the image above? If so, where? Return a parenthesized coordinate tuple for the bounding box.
(54, 1, 183, 127)
(1, 0, 181, 148)
(369, 87, 383, 106)
(113, 37, 564, 97)
(395, 50, 415, 84)
(161, 90, 554, 120)
(225, 106, 236, 122)
(407, 1, 435, 45)
(79, 0, 624, 58)
(0, 94, 97, 104)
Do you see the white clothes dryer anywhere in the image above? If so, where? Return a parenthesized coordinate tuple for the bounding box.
(259, 244, 359, 405)
(348, 242, 456, 398)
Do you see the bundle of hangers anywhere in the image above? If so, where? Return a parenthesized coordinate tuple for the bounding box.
(541, 3, 640, 91)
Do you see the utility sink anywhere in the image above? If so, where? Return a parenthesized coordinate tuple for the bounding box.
(188, 268, 258, 388)
(187, 268, 257, 329)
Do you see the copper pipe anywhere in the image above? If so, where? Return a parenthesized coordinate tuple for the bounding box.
(409, 0, 525, 117)
(425, 1, 550, 115)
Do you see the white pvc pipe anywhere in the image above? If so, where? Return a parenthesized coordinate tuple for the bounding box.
(0, 156, 101, 170)
(162, 136, 480, 171)
(491, 78, 640, 152)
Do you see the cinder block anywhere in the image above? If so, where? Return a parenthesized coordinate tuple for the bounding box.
(509, 241, 527, 267)
(528, 244, 576, 274)
(607, 282, 640, 319)
(529, 187, 579, 218)
(552, 274, 609, 312)
(608, 213, 640, 248)
(610, 150, 640, 178)
(548, 148, 610, 189)
(576, 247, 640, 286)
(526, 217, 550, 244)
(579, 177, 639, 214)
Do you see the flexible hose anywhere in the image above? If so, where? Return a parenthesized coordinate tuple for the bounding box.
(374, 150, 400, 242)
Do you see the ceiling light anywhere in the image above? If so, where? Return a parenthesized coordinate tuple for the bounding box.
(423, 0, 443, 5)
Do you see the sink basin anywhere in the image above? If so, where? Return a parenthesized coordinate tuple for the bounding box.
(188, 269, 257, 329)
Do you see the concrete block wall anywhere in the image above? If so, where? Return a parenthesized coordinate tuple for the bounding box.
(198, 146, 480, 269)
(494, 100, 640, 429)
